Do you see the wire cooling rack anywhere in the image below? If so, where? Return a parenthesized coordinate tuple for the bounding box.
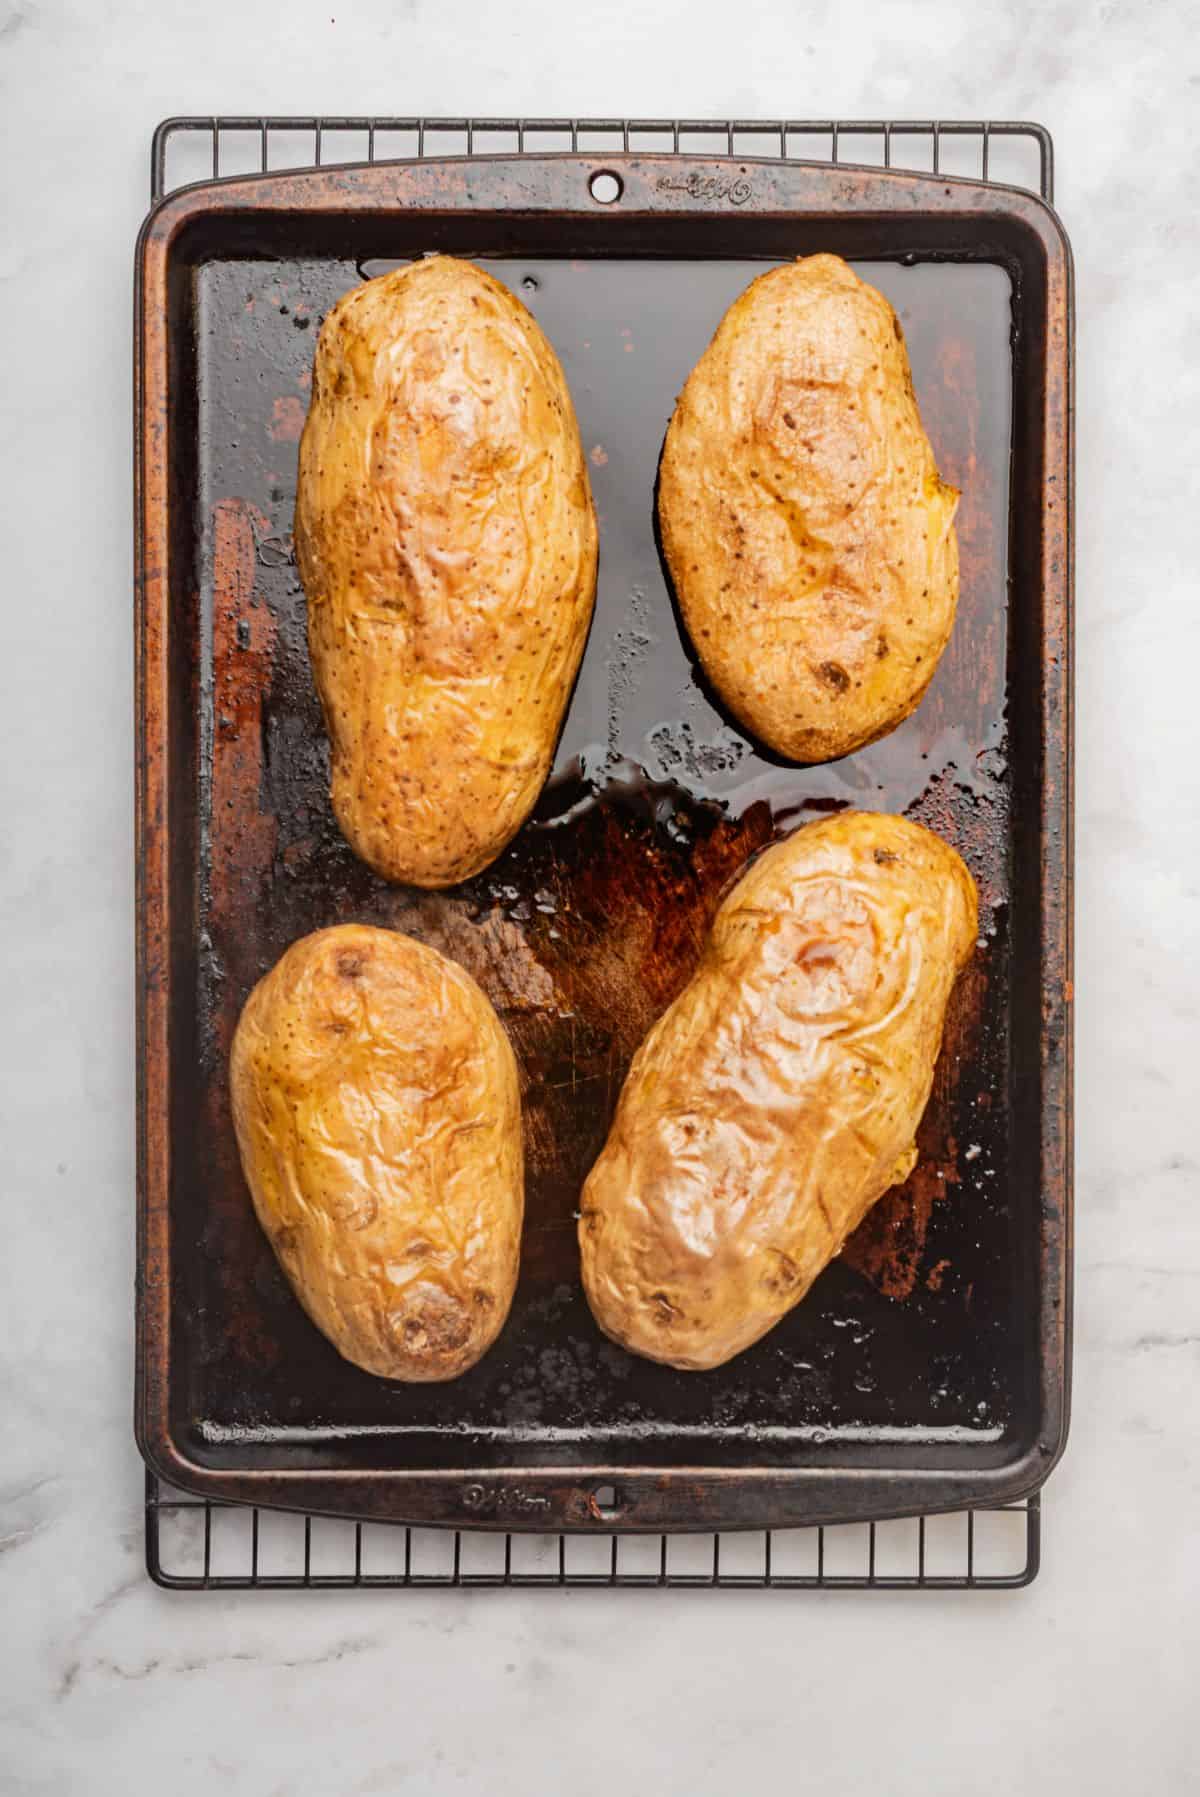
(147, 1472, 1040, 1590)
(151, 115, 1053, 203)
(143, 115, 1052, 1593)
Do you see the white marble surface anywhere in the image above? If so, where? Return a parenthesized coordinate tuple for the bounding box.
(1, 0, 1197, 1790)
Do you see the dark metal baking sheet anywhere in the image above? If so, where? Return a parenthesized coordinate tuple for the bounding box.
(136, 154, 1072, 1530)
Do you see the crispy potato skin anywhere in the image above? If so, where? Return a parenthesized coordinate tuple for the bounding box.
(295, 256, 597, 888)
(658, 254, 959, 763)
(579, 814, 978, 1370)
(230, 925, 523, 1381)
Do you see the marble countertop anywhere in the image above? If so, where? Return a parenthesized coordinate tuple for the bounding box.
(1, 1, 1195, 1791)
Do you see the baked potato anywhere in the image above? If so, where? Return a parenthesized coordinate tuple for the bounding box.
(295, 255, 598, 887)
(579, 812, 978, 1370)
(230, 924, 523, 1381)
(658, 254, 959, 763)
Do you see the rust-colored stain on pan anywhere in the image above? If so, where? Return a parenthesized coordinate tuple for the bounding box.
(135, 154, 1072, 1531)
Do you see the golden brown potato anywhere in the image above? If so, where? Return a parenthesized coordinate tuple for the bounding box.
(658, 254, 959, 763)
(295, 255, 597, 888)
(230, 924, 523, 1381)
(579, 813, 977, 1370)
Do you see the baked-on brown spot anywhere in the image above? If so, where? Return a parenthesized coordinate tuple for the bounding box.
(397, 1291, 473, 1356)
(816, 660, 851, 693)
(765, 1251, 801, 1292)
(336, 950, 366, 978)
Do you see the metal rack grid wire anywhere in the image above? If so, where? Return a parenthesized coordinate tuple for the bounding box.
(143, 114, 1052, 1591)
(147, 1472, 1040, 1590)
(152, 116, 1053, 203)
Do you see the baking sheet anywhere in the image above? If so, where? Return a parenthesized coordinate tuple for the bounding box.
(135, 156, 1072, 1528)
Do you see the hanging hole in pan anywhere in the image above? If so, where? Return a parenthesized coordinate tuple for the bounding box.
(589, 170, 623, 204)
(592, 1483, 624, 1520)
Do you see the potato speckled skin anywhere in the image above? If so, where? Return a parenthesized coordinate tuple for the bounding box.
(659, 254, 959, 764)
(296, 256, 597, 888)
(230, 925, 523, 1382)
(579, 813, 978, 1371)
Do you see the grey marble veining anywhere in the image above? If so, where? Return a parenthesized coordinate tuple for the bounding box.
(1, 1, 1196, 1791)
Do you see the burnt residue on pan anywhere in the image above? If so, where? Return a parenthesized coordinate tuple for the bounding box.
(175, 252, 1021, 1460)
